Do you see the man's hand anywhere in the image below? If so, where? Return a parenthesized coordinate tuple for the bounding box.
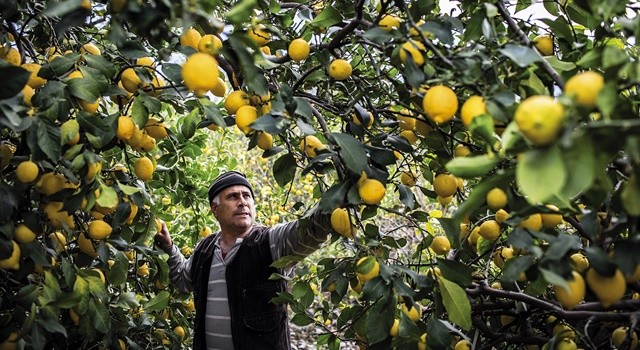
(155, 219, 173, 249)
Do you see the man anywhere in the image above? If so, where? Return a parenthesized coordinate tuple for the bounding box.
(155, 171, 331, 350)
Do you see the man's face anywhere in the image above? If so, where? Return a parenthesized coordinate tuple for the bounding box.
(211, 185, 255, 235)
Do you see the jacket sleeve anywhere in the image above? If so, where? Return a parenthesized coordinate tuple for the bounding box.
(268, 206, 332, 263)
(163, 244, 194, 293)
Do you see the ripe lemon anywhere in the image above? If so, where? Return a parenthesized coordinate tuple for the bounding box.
(460, 95, 487, 126)
(358, 179, 386, 205)
(60, 119, 80, 146)
(198, 34, 222, 55)
(401, 303, 422, 321)
(399, 130, 418, 144)
(288, 38, 310, 62)
(423, 85, 458, 124)
(518, 213, 543, 231)
(418, 333, 427, 350)
(355, 256, 380, 282)
(414, 118, 433, 136)
(48, 231, 67, 252)
(397, 109, 416, 130)
(478, 220, 501, 241)
(144, 119, 168, 140)
(256, 131, 273, 150)
(224, 90, 250, 114)
(585, 268, 626, 307)
(514, 95, 564, 146)
(486, 187, 508, 211)
(430, 236, 451, 255)
(182, 53, 219, 96)
(134, 156, 154, 182)
(180, 28, 202, 49)
(137, 263, 150, 277)
(16, 160, 39, 183)
(44, 201, 75, 229)
(120, 68, 143, 93)
(569, 253, 589, 273)
(329, 59, 352, 80)
(299, 135, 325, 157)
(22, 63, 47, 89)
(235, 105, 258, 135)
(455, 340, 471, 350)
(78, 232, 98, 258)
(211, 76, 226, 97)
(389, 319, 400, 337)
(3, 48, 20, 65)
(80, 42, 101, 56)
(533, 35, 553, 56)
(0, 240, 20, 270)
(247, 25, 271, 46)
(541, 204, 564, 228)
(564, 71, 604, 109)
(553, 270, 585, 310)
(554, 338, 577, 350)
(136, 56, 155, 68)
(330, 207, 356, 239)
(400, 171, 417, 186)
(379, 14, 401, 31)
(612, 327, 638, 350)
(88, 219, 113, 240)
(199, 226, 212, 238)
(22, 85, 35, 106)
(78, 98, 99, 114)
(174, 326, 186, 339)
(399, 40, 425, 66)
(15, 224, 36, 243)
(437, 195, 453, 206)
(433, 173, 457, 198)
(353, 111, 374, 128)
(495, 209, 510, 224)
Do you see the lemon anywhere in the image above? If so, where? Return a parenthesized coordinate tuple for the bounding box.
(553, 323, 575, 339)
(379, 14, 401, 31)
(60, 119, 80, 146)
(569, 253, 589, 273)
(418, 333, 427, 350)
(36, 172, 73, 196)
(180, 28, 202, 49)
(585, 268, 626, 307)
(541, 204, 564, 228)
(125, 203, 138, 225)
(134, 156, 154, 182)
(399, 40, 425, 66)
(414, 118, 433, 136)
(14, 224, 36, 243)
(247, 24, 271, 46)
(355, 256, 380, 282)
(353, 111, 374, 128)
(256, 131, 273, 151)
(612, 327, 638, 350)
(389, 319, 400, 337)
(533, 35, 553, 56)
(44, 201, 75, 229)
(288, 38, 310, 62)
(358, 178, 386, 205)
(330, 207, 356, 238)
(235, 105, 258, 135)
(136, 56, 155, 68)
(3, 48, 20, 65)
(486, 187, 508, 211)
(15, 160, 39, 183)
(478, 220, 501, 241)
(22, 63, 47, 89)
(401, 302, 422, 321)
(460, 95, 487, 126)
(80, 42, 101, 56)
(553, 270, 585, 310)
(211, 77, 226, 97)
(329, 59, 352, 80)
(70, 308, 81, 326)
(554, 338, 577, 350)
(224, 90, 250, 114)
(495, 209, 510, 224)
(174, 326, 186, 340)
(116, 116, 136, 141)
(423, 85, 458, 124)
(430, 236, 451, 255)
(397, 109, 416, 130)
(514, 95, 564, 146)
(518, 213, 543, 231)
(22, 85, 35, 106)
(199, 226, 212, 238)
(137, 263, 149, 277)
(299, 135, 325, 157)
(0, 240, 20, 270)
(455, 340, 471, 350)
(120, 68, 143, 93)
(400, 171, 417, 186)
(78, 98, 100, 114)
(564, 71, 604, 109)
(77, 232, 98, 258)
(198, 34, 222, 55)
(492, 246, 514, 268)
(437, 195, 453, 206)
(433, 173, 457, 198)
(399, 130, 418, 144)
(88, 219, 113, 240)
(48, 231, 67, 252)
(182, 53, 219, 96)
(144, 117, 169, 139)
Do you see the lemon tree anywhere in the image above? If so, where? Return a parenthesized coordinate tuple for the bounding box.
(1, 1, 640, 350)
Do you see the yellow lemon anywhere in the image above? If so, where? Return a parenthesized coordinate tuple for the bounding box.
(437, 195, 453, 206)
(182, 53, 219, 96)
(430, 236, 451, 255)
(570, 253, 589, 273)
(358, 179, 386, 205)
(564, 71, 604, 109)
(612, 327, 639, 350)
(80, 42, 101, 56)
(224, 90, 251, 114)
(553, 270, 585, 310)
(329, 59, 352, 80)
(495, 209, 510, 224)
(554, 338, 577, 350)
(256, 131, 273, 151)
(174, 326, 186, 339)
(486, 188, 508, 211)
(198, 34, 222, 55)
(44, 201, 75, 229)
(433, 173, 457, 198)
(355, 256, 380, 282)
(389, 319, 400, 337)
(518, 213, 543, 231)
(418, 333, 427, 350)
(455, 340, 471, 350)
(423, 85, 458, 124)
(144, 117, 169, 139)
(514, 95, 564, 146)
(22, 85, 35, 106)
(116, 116, 136, 141)
(414, 118, 433, 136)
(399, 130, 418, 144)
(478, 220, 501, 241)
(0, 240, 20, 270)
(180, 28, 202, 49)
(330, 207, 356, 239)
(460, 95, 487, 126)
(48, 231, 67, 252)
(88, 219, 113, 240)
(533, 35, 554, 56)
(585, 268, 626, 307)
(288, 38, 310, 62)
(399, 40, 425, 66)
(379, 14, 401, 31)
(299, 135, 325, 157)
(353, 111, 374, 128)
(14, 224, 36, 243)
(397, 109, 416, 130)
(199, 226, 212, 238)
(3, 48, 21, 65)
(120, 68, 143, 93)
(400, 171, 417, 186)
(541, 204, 564, 228)
(211, 76, 227, 97)
(400, 302, 422, 321)
(22, 63, 47, 89)
(247, 25, 271, 46)
(77, 232, 98, 258)
(136, 263, 149, 277)
(16, 160, 39, 183)
(134, 156, 154, 182)
(136, 56, 155, 68)
(235, 105, 258, 135)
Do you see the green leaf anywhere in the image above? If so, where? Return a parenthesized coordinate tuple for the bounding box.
(36, 318, 67, 337)
(67, 75, 100, 102)
(437, 259, 472, 287)
(180, 108, 200, 139)
(290, 313, 314, 326)
(539, 268, 568, 290)
(30, 118, 62, 163)
(96, 184, 119, 208)
(422, 20, 454, 45)
(365, 293, 394, 344)
(144, 291, 170, 312)
(545, 56, 576, 72)
(425, 317, 453, 349)
(90, 300, 110, 333)
(318, 180, 351, 213)
(0, 65, 30, 99)
(311, 5, 343, 28)
(78, 112, 117, 148)
(225, 0, 257, 25)
(108, 252, 130, 286)
(273, 152, 296, 187)
(501, 255, 534, 282)
(560, 133, 594, 199)
(227, 33, 269, 95)
(499, 44, 543, 67)
(621, 175, 640, 216)
(446, 154, 498, 178)
(438, 276, 471, 331)
(292, 282, 314, 309)
(329, 133, 368, 175)
(516, 145, 567, 204)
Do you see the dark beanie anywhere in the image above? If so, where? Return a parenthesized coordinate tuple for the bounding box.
(207, 171, 254, 203)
